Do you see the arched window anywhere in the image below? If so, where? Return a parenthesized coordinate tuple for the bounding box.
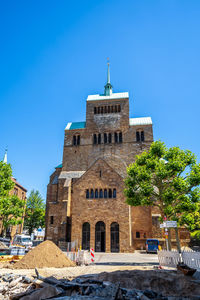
(99, 189, 103, 198)
(108, 106, 110, 113)
(113, 188, 116, 198)
(101, 107, 103, 114)
(90, 189, 94, 199)
(104, 106, 107, 113)
(86, 189, 89, 199)
(141, 131, 144, 142)
(104, 189, 107, 198)
(114, 132, 118, 143)
(119, 132, 122, 143)
(136, 131, 140, 142)
(94, 107, 97, 114)
(104, 133, 107, 144)
(95, 189, 99, 199)
(118, 105, 121, 112)
(93, 134, 97, 144)
(109, 189, 112, 198)
(136, 231, 140, 238)
(95, 221, 106, 252)
(82, 222, 90, 250)
(108, 133, 112, 143)
(98, 133, 101, 144)
(97, 107, 100, 114)
(111, 106, 114, 113)
(115, 105, 118, 113)
(73, 135, 76, 146)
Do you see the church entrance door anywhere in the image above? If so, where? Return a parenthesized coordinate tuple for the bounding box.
(111, 222, 119, 252)
(95, 221, 106, 252)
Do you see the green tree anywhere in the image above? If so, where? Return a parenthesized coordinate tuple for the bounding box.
(24, 190, 45, 235)
(180, 203, 200, 232)
(0, 161, 25, 237)
(124, 141, 200, 227)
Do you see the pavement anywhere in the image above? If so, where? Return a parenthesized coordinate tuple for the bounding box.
(91, 251, 159, 266)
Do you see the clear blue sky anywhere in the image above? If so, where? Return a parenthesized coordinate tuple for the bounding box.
(1, 0, 200, 199)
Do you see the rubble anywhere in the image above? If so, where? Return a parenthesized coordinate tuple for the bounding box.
(1, 269, 200, 300)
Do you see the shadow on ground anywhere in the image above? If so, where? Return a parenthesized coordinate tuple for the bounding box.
(78, 268, 200, 298)
(95, 262, 159, 266)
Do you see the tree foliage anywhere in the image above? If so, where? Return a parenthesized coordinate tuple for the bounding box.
(24, 190, 45, 235)
(124, 141, 200, 229)
(0, 162, 25, 236)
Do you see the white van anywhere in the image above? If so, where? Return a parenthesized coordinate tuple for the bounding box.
(12, 234, 33, 249)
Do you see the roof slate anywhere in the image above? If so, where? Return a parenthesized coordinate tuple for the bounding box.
(129, 117, 152, 126)
(65, 122, 86, 130)
(58, 171, 86, 187)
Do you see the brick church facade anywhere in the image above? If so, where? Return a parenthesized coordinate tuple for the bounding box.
(45, 65, 189, 252)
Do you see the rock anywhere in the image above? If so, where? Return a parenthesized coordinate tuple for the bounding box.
(20, 285, 63, 300)
(2, 273, 15, 282)
(143, 289, 158, 299)
(9, 276, 23, 288)
(22, 276, 33, 284)
(193, 270, 200, 281)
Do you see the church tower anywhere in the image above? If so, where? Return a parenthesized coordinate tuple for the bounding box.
(46, 64, 154, 252)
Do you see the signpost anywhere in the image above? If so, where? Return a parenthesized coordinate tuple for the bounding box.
(160, 220, 181, 253)
(160, 221, 177, 228)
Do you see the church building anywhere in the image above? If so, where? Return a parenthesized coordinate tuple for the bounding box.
(45, 64, 155, 252)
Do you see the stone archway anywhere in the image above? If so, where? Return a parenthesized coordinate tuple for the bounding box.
(111, 222, 119, 252)
(95, 221, 106, 252)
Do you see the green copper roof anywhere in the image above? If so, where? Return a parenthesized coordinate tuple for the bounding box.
(65, 122, 86, 130)
(55, 164, 62, 169)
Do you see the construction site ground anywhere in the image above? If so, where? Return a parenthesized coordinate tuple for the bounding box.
(1, 251, 200, 298)
(0, 251, 162, 279)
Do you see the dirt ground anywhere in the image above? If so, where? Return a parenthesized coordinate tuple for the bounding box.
(0, 263, 154, 279)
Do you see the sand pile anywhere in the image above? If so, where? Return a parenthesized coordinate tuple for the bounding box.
(13, 240, 75, 269)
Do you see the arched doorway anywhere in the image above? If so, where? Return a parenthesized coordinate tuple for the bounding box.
(111, 222, 119, 252)
(95, 221, 106, 252)
(82, 222, 90, 250)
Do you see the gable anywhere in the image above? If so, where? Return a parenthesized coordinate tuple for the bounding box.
(72, 158, 123, 187)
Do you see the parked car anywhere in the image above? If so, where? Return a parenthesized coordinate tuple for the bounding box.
(12, 234, 33, 250)
(146, 239, 159, 253)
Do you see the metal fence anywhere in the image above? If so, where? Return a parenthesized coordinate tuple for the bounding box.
(158, 250, 200, 268)
(182, 251, 200, 269)
(66, 251, 78, 262)
(65, 250, 91, 265)
(66, 240, 79, 252)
